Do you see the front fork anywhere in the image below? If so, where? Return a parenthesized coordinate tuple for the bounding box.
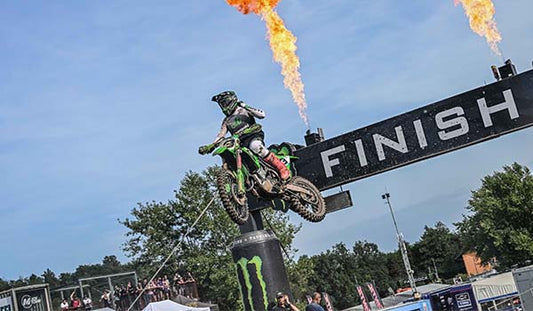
(236, 150, 246, 194)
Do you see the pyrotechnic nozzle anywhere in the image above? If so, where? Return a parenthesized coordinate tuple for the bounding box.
(491, 65, 501, 81)
(498, 59, 517, 80)
(304, 128, 325, 146)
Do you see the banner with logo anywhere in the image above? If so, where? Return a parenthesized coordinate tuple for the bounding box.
(321, 292, 334, 311)
(294, 69, 533, 191)
(0, 297, 13, 311)
(231, 230, 291, 311)
(356, 285, 371, 311)
(16, 288, 47, 311)
(366, 282, 384, 309)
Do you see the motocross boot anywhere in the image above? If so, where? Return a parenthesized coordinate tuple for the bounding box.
(264, 152, 290, 181)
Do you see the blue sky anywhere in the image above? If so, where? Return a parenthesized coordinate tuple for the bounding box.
(1, 0, 532, 280)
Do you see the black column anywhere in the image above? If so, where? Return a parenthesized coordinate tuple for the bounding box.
(231, 229, 291, 311)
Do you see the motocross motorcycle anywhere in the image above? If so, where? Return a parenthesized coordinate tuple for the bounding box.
(201, 125, 326, 225)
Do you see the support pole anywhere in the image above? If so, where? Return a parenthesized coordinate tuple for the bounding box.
(133, 272, 139, 288)
(382, 192, 417, 292)
(107, 277, 114, 307)
(231, 208, 292, 311)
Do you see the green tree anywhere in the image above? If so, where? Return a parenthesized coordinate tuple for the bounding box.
(102, 255, 121, 268)
(0, 278, 10, 291)
(308, 243, 358, 309)
(42, 269, 60, 289)
(287, 255, 315, 304)
(306, 241, 394, 310)
(120, 167, 299, 310)
(73, 255, 132, 280)
(0, 275, 44, 290)
(58, 272, 76, 287)
(410, 222, 465, 281)
(27, 274, 44, 285)
(456, 162, 533, 269)
(383, 250, 405, 289)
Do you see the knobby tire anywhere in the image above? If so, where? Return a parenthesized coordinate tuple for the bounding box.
(287, 176, 326, 222)
(216, 169, 249, 225)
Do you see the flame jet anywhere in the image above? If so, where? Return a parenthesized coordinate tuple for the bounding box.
(226, 0, 309, 127)
(455, 0, 502, 56)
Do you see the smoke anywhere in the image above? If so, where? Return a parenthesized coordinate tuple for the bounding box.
(455, 0, 502, 56)
(226, 0, 309, 127)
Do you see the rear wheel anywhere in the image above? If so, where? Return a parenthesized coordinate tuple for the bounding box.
(287, 176, 326, 222)
(216, 169, 249, 225)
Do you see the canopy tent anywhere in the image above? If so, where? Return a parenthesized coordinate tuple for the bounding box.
(142, 300, 210, 311)
(471, 272, 518, 303)
(172, 295, 218, 311)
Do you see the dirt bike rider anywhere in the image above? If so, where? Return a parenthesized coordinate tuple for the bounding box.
(198, 91, 290, 181)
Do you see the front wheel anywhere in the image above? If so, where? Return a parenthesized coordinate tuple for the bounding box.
(286, 176, 326, 222)
(216, 169, 249, 225)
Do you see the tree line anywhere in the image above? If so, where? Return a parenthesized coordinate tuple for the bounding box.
(2, 163, 532, 310)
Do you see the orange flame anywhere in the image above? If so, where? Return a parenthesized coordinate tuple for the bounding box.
(455, 0, 502, 56)
(226, 0, 309, 126)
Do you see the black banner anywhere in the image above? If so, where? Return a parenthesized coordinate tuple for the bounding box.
(16, 288, 48, 311)
(294, 69, 533, 190)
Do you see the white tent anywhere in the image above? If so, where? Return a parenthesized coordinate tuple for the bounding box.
(471, 272, 518, 302)
(142, 300, 210, 311)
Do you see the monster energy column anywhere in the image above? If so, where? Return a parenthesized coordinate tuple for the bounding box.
(231, 230, 291, 311)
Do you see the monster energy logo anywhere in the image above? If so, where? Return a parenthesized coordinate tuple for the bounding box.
(236, 256, 268, 311)
(231, 118, 242, 128)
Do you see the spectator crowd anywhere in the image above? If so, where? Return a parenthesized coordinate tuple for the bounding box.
(58, 273, 197, 311)
(60, 291, 92, 311)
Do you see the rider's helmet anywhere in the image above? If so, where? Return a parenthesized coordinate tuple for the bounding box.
(212, 91, 239, 116)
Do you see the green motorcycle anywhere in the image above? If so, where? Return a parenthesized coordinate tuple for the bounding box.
(201, 128, 326, 225)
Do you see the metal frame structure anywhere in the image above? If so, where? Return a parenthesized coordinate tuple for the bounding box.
(51, 285, 92, 301)
(51, 271, 138, 307)
(382, 192, 417, 293)
(78, 272, 138, 305)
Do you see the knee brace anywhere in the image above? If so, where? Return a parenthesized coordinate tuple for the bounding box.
(249, 138, 269, 158)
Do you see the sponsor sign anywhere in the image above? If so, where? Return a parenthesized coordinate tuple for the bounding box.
(16, 288, 47, 311)
(294, 69, 533, 190)
(456, 292, 473, 308)
(0, 298, 12, 311)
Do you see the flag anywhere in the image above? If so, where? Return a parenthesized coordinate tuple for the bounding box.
(356, 285, 371, 311)
(322, 292, 334, 311)
(366, 282, 384, 309)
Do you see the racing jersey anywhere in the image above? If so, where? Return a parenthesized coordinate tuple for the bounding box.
(214, 104, 265, 143)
